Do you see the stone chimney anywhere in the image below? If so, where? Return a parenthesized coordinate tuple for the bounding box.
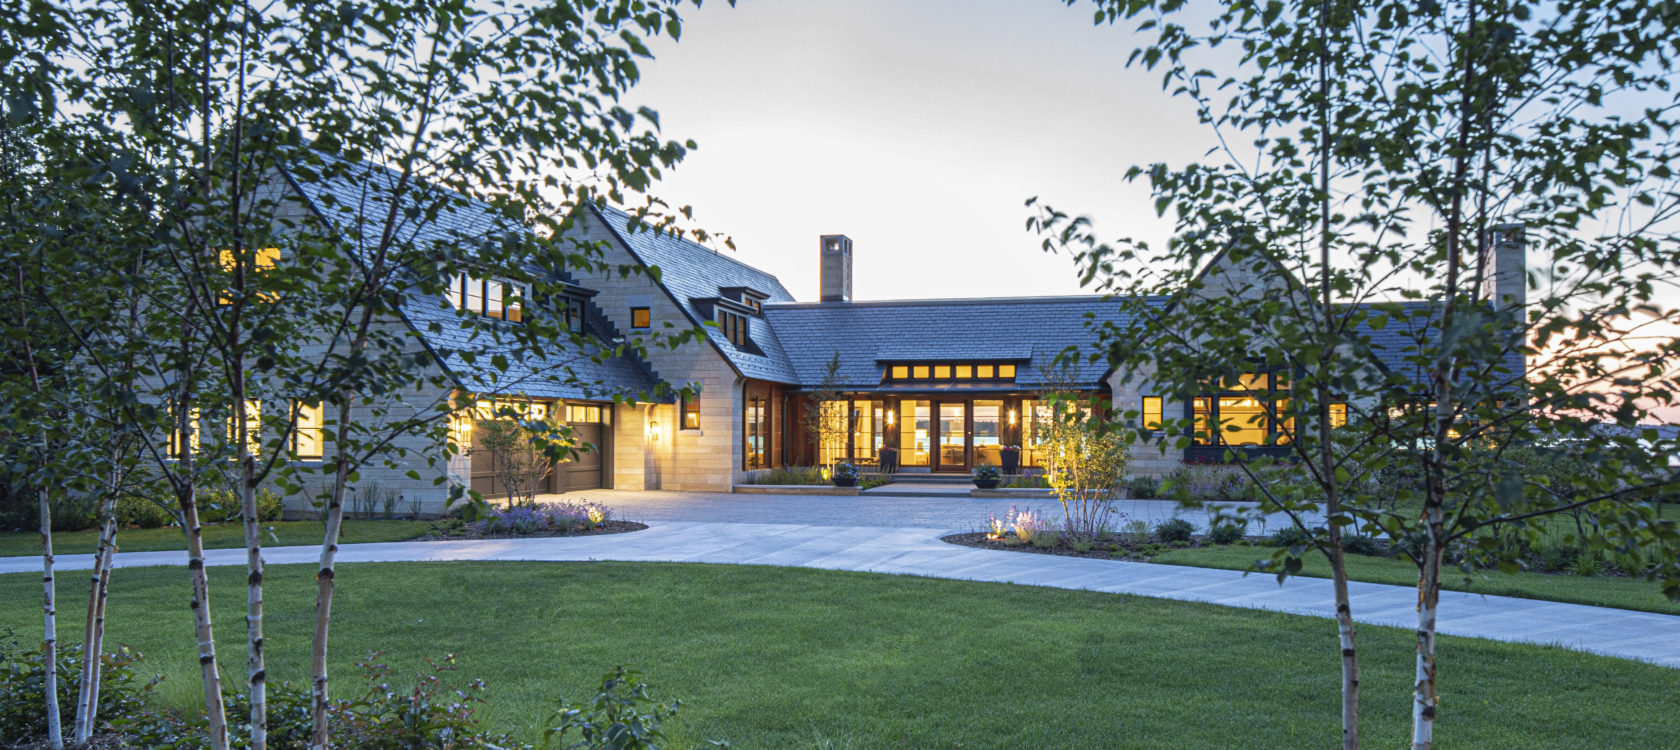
(1481, 223, 1526, 310)
(820, 234, 852, 302)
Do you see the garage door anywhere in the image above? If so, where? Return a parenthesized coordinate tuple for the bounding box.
(560, 422, 605, 491)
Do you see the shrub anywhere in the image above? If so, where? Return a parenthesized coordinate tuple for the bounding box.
(1120, 519, 1150, 545)
(1208, 523, 1246, 545)
(1341, 534, 1383, 557)
(1271, 526, 1315, 550)
(974, 464, 1000, 482)
(1128, 476, 1159, 499)
(257, 489, 284, 522)
(471, 501, 613, 537)
(197, 489, 236, 523)
(117, 493, 175, 528)
(1537, 540, 1579, 572)
(548, 666, 723, 750)
(1571, 550, 1604, 577)
(1009, 507, 1049, 546)
(1156, 518, 1195, 544)
(740, 467, 827, 485)
(0, 636, 155, 744)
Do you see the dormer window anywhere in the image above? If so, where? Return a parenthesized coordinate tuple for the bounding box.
(558, 296, 586, 333)
(447, 273, 528, 322)
(718, 309, 749, 347)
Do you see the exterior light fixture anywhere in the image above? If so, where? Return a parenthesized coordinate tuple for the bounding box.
(1008, 408, 1017, 426)
(648, 419, 661, 443)
(885, 410, 895, 427)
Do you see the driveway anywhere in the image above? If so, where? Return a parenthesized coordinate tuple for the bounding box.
(533, 487, 1312, 534)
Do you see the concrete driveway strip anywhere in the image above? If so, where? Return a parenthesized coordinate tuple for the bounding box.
(4, 521, 1677, 670)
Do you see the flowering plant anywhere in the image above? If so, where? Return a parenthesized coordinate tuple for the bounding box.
(831, 462, 858, 480)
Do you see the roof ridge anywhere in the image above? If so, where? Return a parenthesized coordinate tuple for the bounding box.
(597, 203, 788, 287)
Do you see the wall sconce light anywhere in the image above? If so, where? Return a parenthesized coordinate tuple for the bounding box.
(648, 420, 661, 443)
(1008, 408, 1017, 426)
(885, 410, 895, 427)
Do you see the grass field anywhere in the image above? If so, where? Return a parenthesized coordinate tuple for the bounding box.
(0, 520, 431, 558)
(1149, 542, 1680, 615)
(2, 561, 1676, 748)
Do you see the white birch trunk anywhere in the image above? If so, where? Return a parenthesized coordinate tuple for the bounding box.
(241, 471, 267, 750)
(72, 493, 120, 744)
(1411, 524, 1444, 750)
(177, 403, 230, 750)
(309, 398, 355, 750)
(40, 487, 63, 750)
(235, 395, 268, 750)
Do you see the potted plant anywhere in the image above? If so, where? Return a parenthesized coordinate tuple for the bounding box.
(831, 462, 859, 487)
(972, 463, 1001, 490)
(879, 444, 899, 474)
(999, 444, 1020, 475)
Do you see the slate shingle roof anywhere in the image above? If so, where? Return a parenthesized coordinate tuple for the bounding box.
(590, 205, 802, 384)
(280, 155, 659, 402)
(761, 296, 1153, 390)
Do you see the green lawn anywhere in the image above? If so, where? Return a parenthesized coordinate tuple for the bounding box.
(1151, 543, 1680, 615)
(3, 562, 1677, 748)
(0, 520, 431, 558)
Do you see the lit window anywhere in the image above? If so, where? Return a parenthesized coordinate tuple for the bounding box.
(217, 247, 281, 304)
(681, 393, 701, 430)
(169, 405, 202, 458)
(447, 275, 465, 309)
(292, 401, 324, 459)
(566, 404, 603, 423)
(631, 307, 651, 329)
(225, 400, 262, 455)
(955, 365, 972, 379)
(976, 364, 995, 378)
(1193, 397, 1214, 445)
(912, 365, 930, 379)
(1329, 403, 1348, 428)
(717, 310, 750, 347)
(891, 365, 909, 380)
(1142, 396, 1163, 430)
(934, 365, 951, 379)
(998, 364, 1016, 379)
(466, 276, 485, 313)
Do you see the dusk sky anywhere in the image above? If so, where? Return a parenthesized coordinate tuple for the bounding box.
(627, 0, 1217, 302)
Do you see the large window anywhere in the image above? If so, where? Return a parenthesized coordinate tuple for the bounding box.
(744, 397, 768, 468)
(292, 401, 324, 459)
(1190, 371, 1292, 447)
(1141, 396, 1163, 430)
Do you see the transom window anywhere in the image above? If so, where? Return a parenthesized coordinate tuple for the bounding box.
(881, 362, 1018, 383)
(566, 404, 604, 423)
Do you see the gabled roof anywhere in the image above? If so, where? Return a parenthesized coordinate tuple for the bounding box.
(590, 204, 802, 384)
(279, 154, 660, 402)
(761, 295, 1153, 390)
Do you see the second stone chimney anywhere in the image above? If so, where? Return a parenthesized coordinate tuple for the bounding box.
(1481, 223, 1526, 310)
(820, 234, 852, 302)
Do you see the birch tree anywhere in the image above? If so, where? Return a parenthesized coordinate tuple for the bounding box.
(1043, 1, 1680, 748)
(4, 2, 708, 748)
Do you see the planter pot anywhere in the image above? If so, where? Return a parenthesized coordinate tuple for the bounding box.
(973, 478, 1000, 490)
(832, 476, 858, 488)
(1000, 450, 1020, 474)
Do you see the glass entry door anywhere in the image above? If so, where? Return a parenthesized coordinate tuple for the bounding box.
(936, 402, 966, 471)
(899, 400, 930, 467)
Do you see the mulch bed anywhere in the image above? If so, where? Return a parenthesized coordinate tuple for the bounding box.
(942, 531, 1249, 562)
(418, 519, 647, 542)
